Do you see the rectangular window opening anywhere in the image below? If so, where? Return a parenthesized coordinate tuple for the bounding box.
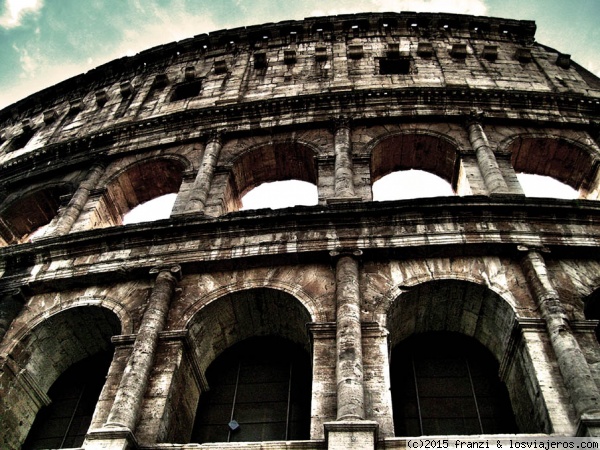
(170, 79, 202, 102)
(380, 57, 411, 75)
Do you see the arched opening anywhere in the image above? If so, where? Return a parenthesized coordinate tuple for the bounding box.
(240, 180, 318, 210)
(123, 193, 177, 224)
(372, 169, 453, 201)
(95, 158, 184, 227)
(180, 288, 313, 444)
(516, 173, 578, 199)
(0, 185, 70, 245)
(223, 143, 317, 212)
(22, 351, 113, 450)
(191, 336, 311, 443)
(370, 133, 459, 200)
(509, 137, 595, 198)
(391, 331, 517, 436)
(0, 306, 121, 449)
(584, 289, 600, 343)
(386, 280, 548, 434)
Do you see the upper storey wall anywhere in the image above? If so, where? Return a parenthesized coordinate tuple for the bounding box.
(0, 12, 598, 171)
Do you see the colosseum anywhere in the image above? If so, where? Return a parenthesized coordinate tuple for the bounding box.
(1, 10, 600, 450)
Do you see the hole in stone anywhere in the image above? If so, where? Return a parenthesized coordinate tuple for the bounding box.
(123, 193, 177, 224)
(170, 80, 202, 102)
(241, 180, 318, 210)
(380, 57, 411, 75)
(517, 173, 578, 199)
(373, 170, 453, 201)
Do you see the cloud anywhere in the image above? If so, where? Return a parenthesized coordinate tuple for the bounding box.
(13, 44, 39, 77)
(0, 57, 89, 108)
(105, 0, 220, 61)
(372, 0, 487, 15)
(309, 0, 487, 17)
(0, 0, 43, 29)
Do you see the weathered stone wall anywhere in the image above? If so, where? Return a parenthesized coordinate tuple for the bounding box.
(0, 11, 600, 450)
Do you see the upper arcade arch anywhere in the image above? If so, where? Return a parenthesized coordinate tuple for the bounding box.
(222, 141, 319, 212)
(505, 135, 599, 197)
(0, 183, 73, 245)
(372, 169, 454, 201)
(94, 156, 187, 227)
(369, 131, 461, 199)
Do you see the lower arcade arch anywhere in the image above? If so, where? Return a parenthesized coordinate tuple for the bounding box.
(191, 336, 311, 443)
(583, 288, 600, 343)
(0, 306, 121, 449)
(391, 331, 517, 436)
(181, 288, 314, 444)
(22, 351, 113, 449)
(386, 280, 549, 435)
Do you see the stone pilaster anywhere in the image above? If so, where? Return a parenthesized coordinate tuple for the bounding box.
(46, 161, 105, 237)
(307, 322, 337, 439)
(325, 420, 378, 450)
(183, 131, 223, 214)
(333, 251, 364, 420)
(101, 265, 181, 435)
(324, 251, 378, 448)
(520, 249, 600, 436)
(466, 115, 510, 195)
(329, 118, 360, 202)
(134, 330, 207, 445)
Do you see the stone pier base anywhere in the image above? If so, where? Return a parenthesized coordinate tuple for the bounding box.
(324, 421, 379, 450)
(83, 428, 137, 450)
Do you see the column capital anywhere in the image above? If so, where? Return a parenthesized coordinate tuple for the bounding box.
(149, 264, 182, 281)
(205, 128, 225, 145)
(465, 109, 485, 126)
(331, 115, 352, 132)
(330, 248, 363, 261)
(89, 155, 108, 170)
(517, 244, 551, 254)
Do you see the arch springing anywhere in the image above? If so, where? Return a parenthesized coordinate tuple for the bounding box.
(0, 185, 70, 245)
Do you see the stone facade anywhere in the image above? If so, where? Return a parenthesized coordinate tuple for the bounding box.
(0, 11, 600, 450)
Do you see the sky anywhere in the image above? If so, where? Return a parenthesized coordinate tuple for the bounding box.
(0, 0, 594, 220)
(0, 0, 599, 110)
